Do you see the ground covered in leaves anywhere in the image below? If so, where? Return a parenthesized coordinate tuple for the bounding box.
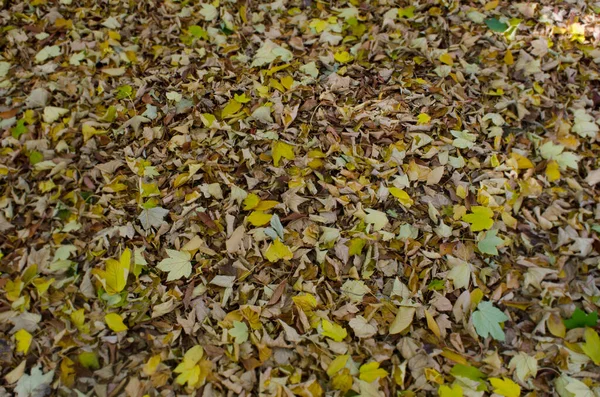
(2, 0, 600, 396)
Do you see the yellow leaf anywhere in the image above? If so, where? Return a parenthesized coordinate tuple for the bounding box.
(254, 200, 279, 211)
(143, 355, 162, 376)
(334, 51, 354, 64)
(331, 368, 353, 392)
(14, 329, 32, 354)
(327, 355, 350, 377)
(581, 327, 600, 365)
(547, 313, 566, 338)
(504, 50, 514, 65)
(425, 309, 441, 338)
(280, 75, 294, 90)
(462, 206, 494, 231)
(359, 362, 388, 383)
(94, 249, 130, 295)
(272, 141, 295, 166)
(510, 152, 534, 169)
(545, 160, 560, 182)
(243, 193, 261, 210)
(389, 187, 414, 207)
(439, 52, 454, 66)
(174, 346, 212, 389)
(221, 99, 243, 118)
(439, 384, 464, 397)
(247, 211, 272, 226)
(484, 0, 499, 11)
(489, 377, 521, 397)
(264, 238, 293, 262)
(321, 319, 347, 342)
(424, 368, 444, 384)
(105, 313, 128, 332)
(70, 308, 85, 329)
(417, 113, 431, 125)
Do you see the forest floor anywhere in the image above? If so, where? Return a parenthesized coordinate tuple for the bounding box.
(1, 0, 600, 396)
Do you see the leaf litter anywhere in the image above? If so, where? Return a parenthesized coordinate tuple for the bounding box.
(1, 0, 600, 396)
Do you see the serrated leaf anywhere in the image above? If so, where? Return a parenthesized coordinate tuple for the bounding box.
(341, 280, 370, 302)
(365, 208, 389, 231)
(359, 362, 388, 383)
(247, 211, 272, 226)
(138, 206, 169, 229)
(472, 301, 509, 341)
(230, 320, 249, 344)
(489, 377, 521, 397)
(509, 352, 538, 382)
(272, 141, 295, 166)
(451, 129, 477, 149)
(15, 365, 54, 397)
(478, 229, 503, 255)
(438, 384, 463, 397)
(264, 238, 293, 262)
(157, 249, 192, 281)
(462, 206, 494, 231)
(251, 40, 293, 67)
(564, 308, 598, 329)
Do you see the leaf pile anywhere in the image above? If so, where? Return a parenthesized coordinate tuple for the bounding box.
(1, 0, 600, 396)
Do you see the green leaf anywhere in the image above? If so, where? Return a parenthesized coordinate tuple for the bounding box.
(28, 150, 43, 165)
(462, 206, 494, 232)
(79, 352, 100, 369)
(485, 18, 508, 32)
(188, 25, 208, 39)
(11, 119, 27, 138)
(398, 6, 415, 18)
(115, 85, 133, 99)
(478, 229, 503, 255)
(157, 249, 192, 281)
(472, 301, 509, 341)
(450, 364, 485, 381)
(564, 308, 598, 329)
(230, 320, 249, 344)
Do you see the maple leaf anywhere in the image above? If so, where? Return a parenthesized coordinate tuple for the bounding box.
(229, 320, 249, 344)
(472, 301, 509, 341)
(359, 362, 388, 383)
(174, 346, 212, 389)
(15, 365, 54, 397)
(478, 229, 503, 255)
(272, 141, 295, 166)
(564, 308, 598, 329)
(489, 377, 521, 397)
(138, 206, 169, 230)
(462, 206, 494, 231)
(157, 249, 192, 281)
(264, 238, 293, 262)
